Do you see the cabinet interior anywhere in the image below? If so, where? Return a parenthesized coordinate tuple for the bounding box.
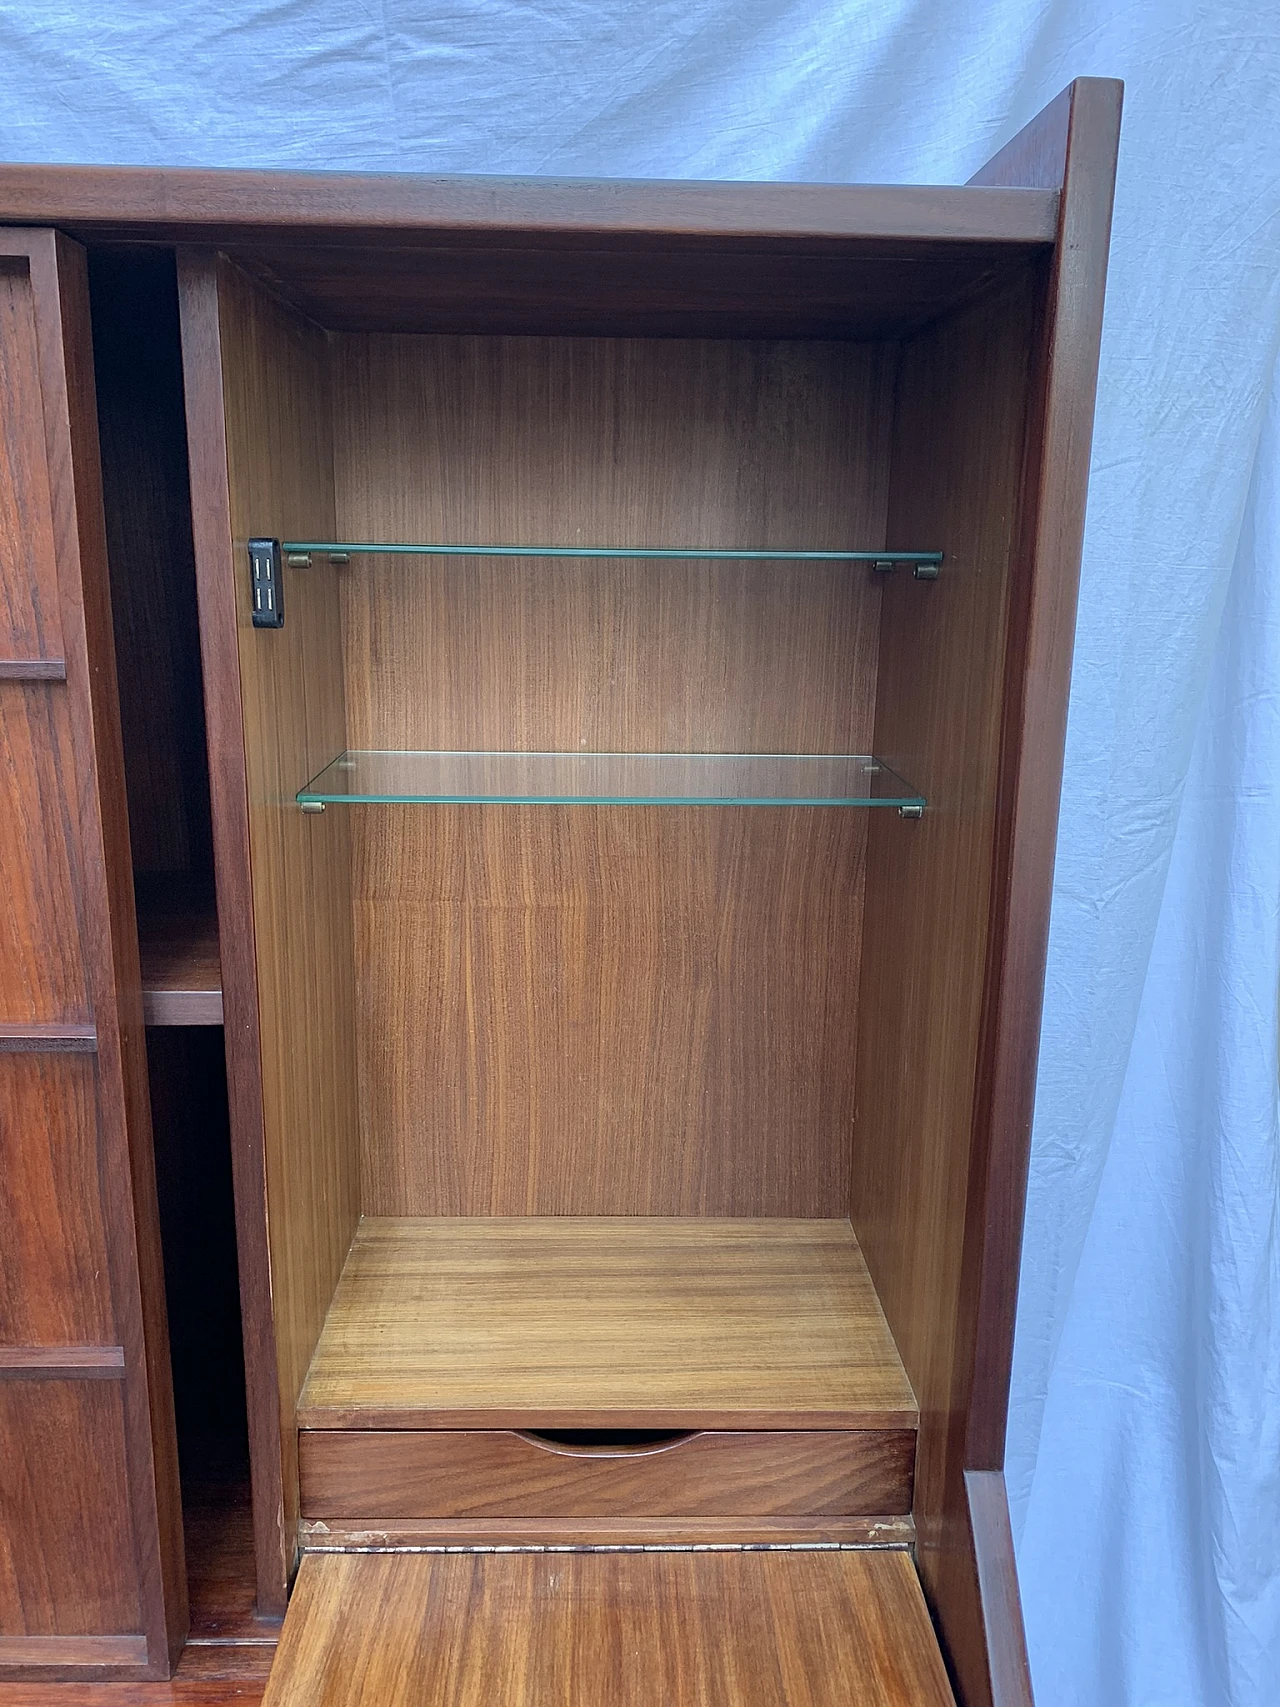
(91, 227, 1044, 1600)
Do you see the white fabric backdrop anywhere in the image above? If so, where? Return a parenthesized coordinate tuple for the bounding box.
(2, 5, 1276, 1702)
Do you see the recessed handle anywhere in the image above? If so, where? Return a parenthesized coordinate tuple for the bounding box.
(516, 1429, 698, 1459)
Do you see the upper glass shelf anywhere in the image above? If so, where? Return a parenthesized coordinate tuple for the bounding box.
(297, 751, 926, 810)
(280, 541, 944, 572)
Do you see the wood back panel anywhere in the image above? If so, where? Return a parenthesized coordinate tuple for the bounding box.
(181, 255, 361, 1594)
(0, 229, 185, 1678)
(336, 334, 891, 1215)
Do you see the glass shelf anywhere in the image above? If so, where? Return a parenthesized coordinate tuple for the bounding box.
(297, 751, 926, 809)
(281, 540, 944, 571)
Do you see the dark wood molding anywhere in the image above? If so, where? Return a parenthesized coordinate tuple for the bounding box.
(929, 76, 1120, 1707)
(967, 1472, 1033, 1707)
(177, 247, 291, 1619)
(0, 1022, 97, 1051)
(0, 1635, 149, 1673)
(0, 656, 66, 679)
(0, 166, 1056, 250)
(0, 1345, 126, 1378)
(962, 75, 1122, 1477)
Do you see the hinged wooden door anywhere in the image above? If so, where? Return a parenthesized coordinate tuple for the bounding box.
(0, 228, 185, 1679)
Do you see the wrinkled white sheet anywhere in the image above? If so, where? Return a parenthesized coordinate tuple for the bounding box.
(2, 5, 1277, 1701)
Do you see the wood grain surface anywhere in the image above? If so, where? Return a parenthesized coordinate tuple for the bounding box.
(214, 253, 362, 1532)
(338, 332, 890, 1217)
(852, 262, 1036, 1532)
(181, 252, 363, 1608)
(0, 1380, 141, 1637)
(0, 163, 1055, 248)
(850, 80, 1120, 1707)
(264, 1549, 955, 1707)
(0, 228, 185, 1677)
(179, 251, 291, 1615)
(0, 1055, 113, 1343)
(298, 1218, 915, 1430)
(299, 1426, 914, 1518)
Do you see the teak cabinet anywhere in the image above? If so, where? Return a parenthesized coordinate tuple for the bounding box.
(0, 78, 1120, 1707)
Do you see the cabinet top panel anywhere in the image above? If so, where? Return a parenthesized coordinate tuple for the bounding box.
(0, 165, 1056, 248)
(0, 169, 1055, 338)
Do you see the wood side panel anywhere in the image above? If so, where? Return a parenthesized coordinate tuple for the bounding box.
(852, 263, 1038, 1553)
(852, 81, 1121, 1707)
(0, 1381, 141, 1639)
(338, 333, 890, 1216)
(0, 1055, 114, 1344)
(298, 1218, 916, 1432)
(943, 80, 1121, 1707)
(177, 250, 290, 1615)
(0, 228, 185, 1677)
(263, 1550, 956, 1707)
(299, 1428, 914, 1519)
(180, 253, 361, 1597)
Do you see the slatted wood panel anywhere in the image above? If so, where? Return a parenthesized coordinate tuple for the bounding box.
(299, 1217, 916, 1431)
(0, 230, 184, 1679)
(337, 333, 891, 1216)
(263, 1550, 955, 1707)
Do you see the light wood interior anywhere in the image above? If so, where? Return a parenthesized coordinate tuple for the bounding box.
(339, 333, 890, 1216)
(264, 1549, 956, 1707)
(299, 1218, 914, 1430)
(208, 252, 1036, 1474)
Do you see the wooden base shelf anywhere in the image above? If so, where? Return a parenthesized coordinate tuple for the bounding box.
(298, 1217, 916, 1433)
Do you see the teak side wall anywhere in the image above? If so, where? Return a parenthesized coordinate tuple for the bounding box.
(851, 80, 1121, 1707)
(180, 254, 362, 1614)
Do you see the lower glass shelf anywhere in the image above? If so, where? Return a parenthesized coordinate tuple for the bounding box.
(297, 751, 925, 809)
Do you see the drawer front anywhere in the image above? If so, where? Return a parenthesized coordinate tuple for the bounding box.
(299, 1428, 914, 1518)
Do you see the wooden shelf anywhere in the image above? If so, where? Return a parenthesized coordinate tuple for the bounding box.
(137, 883, 223, 1027)
(298, 1217, 916, 1432)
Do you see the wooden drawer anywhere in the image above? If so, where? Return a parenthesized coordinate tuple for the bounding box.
(298, 1428, 914, 1519)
